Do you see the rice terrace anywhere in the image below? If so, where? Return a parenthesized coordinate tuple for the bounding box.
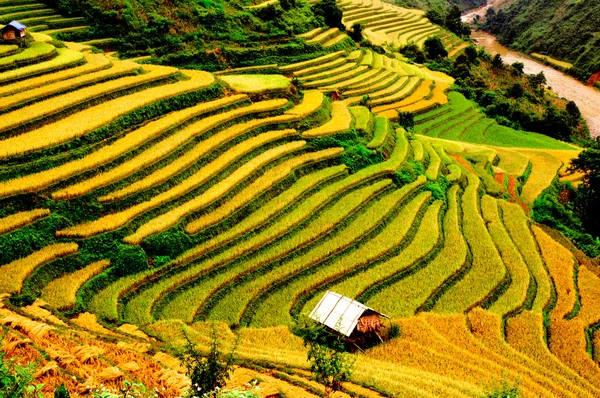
(0, 0, 599, 396)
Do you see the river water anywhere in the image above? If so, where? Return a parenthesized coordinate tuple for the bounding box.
(470, 30, 600, 138)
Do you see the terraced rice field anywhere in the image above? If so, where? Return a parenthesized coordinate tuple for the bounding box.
(0, 4, 597, 397)
(0, 0, 89, 36)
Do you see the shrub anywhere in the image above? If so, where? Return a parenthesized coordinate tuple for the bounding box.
(54, 385, 70, 398)
(112, 245, 148, 277)
(0, 348, 44, 398)
(423, 37, 448, 60)
(349, 24, 363, 42)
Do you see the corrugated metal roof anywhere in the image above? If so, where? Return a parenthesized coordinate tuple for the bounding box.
(6, 21, 27, 30)
(308, 291, 388, 337)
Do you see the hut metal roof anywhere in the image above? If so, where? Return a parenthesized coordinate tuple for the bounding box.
(308, 291, 389, 337)
(3, 21, 27, 31)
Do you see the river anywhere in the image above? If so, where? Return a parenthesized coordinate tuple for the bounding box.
(469, 30, 600, 138)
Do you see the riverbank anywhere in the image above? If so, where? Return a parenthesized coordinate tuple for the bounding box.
(471, 30, 600, 139)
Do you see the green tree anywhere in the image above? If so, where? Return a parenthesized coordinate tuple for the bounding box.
(570, 148, 600, 237)
(183, 325, 237, 397)
(423, 36, 448, 60)
(349, 23, 363, 42)
(399, 43, 426, 63)
(491, 53, 503, 68)
(54, 385, 70, 398)
(396, 111, 415, 131)
(312, 0, 343, 29)
(511, 62, 524, 75)
(425, 7, 444, 26)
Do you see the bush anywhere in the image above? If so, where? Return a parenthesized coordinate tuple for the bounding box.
(54, 385, 70, 398)
(0, 348, 44, 398)
(312, 0, 343, 29)
(423, 37, 448, 60)
(111, 245, 148, 277)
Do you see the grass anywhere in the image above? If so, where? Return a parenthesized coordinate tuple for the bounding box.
(250, 180, 428, 327)
(302, 102, 352, 138)
(123, 141, 308, 244)
(41, 260, 110, 310)
(421, 139, 440, 180)
(51, 97, 285, 200)
(531, 53, 573, 69)
(0, 70, 215, 160)
(350, 105, 372, 133)
(284, 90, 323, 117)
(0, 243, 78, 294)
(433, 171, 506, 313)
(498, 201, 553, 312)
(0, 209, 50, 235)
(219, 74, 291, 93)
(0, 95, 248, 199)
(367, 115, 388, 149)
(481, 195, 531, 317)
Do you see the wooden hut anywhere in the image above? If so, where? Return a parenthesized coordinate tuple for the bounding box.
(1, 21, 27, 41)
(308, 291, 389, 348)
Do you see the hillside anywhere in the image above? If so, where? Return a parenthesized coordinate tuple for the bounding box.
(1, 0, 600, 397)
(482, 0, 600, 82)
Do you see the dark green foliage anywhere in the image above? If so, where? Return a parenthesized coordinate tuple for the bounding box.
(491, 54, 503, 69)
(481, 379, 521, 398)
(423, 176, 451, 201)
(396, 111, 415, 131)
(399, 43, 426, 63)
(54, 385, 70, 398)
(112, 245, 148, 277)
(393, 160, 425, 185)
(511, 62, 524, 76)
(349, 24, 364, 42)
(0, 347, 43, 398)
(483, 0, 600, 81)
(183, 325, 237, 397)
(294, 321, 353, 398)
(445, 4, 470, 37)
(423, 37, 448, 60)
(569, 148, 600, 240)
(507, 83, 524, 99)
(143, 229, 193, 259)
(393, 0, 486, 13)
(312, 0, 343, 29)
(425, 7, 445, 25)
(340, 145, 384, 173)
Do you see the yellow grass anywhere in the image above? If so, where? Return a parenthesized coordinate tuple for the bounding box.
(481, 196, 530, 316)
(531, 53, 573, 69)
(186, 147, 344, 232)
(0, 52, 109, 96)
(0, 41, 56, 69)
(219, 74, 291, 93)
(421, 139, 440, 180)
(58, 129, 300, 238)
(516, 149, 563, 204)
(574, 266, 600, 324)
(71, 312, 120, 336)
(0, 95, 248, 199)
(98, 112, 294, 203)
(52, 97, 286, 200)
(124, 141, 307, 244)
(0, 70, 215, 159)
(302, 102, 352, 137)
(531, 225, 577, 318)
(304, 65, 370, 88)
(279, 51, 345, 72)
(498, 201, 552, 311)
(0, 64, 176, 134)
(0, 59, 141, 111)
(0, 209, 50, 234)
(493, 147, 530, 175)
(0, 243, 78, 294)
(284, 90, 324, 117)
(41, 260, 110, 310)
(371, 80, 431, 113)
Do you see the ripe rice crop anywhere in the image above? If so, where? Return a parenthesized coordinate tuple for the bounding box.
(303, 65, 369, 88)
(342, 71, 397, 98)
(51, 97, 285, 200)
(0, 243, 78, 294)
(185, 165, 346, 237)
(421, 139, 440, 180)
(124, 141, 306, 244)
(0, 51, 107, 94)
(0, 59, 141, 112)
(251, 183, 428, 327)
(284, 90, 324, 117)
(481, 196, 530, 316)
(367, 115, 388, 149)
(411, 139, 424, 161)
(0, 95, 248, 199)
(302, 102, 352, 137)
(41, 260, 110, 310)
(371, 80, 432, 113)
(279, 51, 345, 72)
(59, 129, 300, 238)
(0, 64, 177, 134)
(0, 44, 18, 55)
(0, 70, 215, 159)
(293, 57, 347, 77)
(97, 109, 292, 202)
(547, 318, 600, 384)
(193, 179, 392, 325)
(0, 41, 55, 69)
(219, 74, 291, 93)
(494, 147, 530, 176)
(369, 76, 419, 106)
(71, 312, 120, 336)
(504, 311, 597, 395)
(574, 266, 600, 324)
(185, 147, 344, 233)
(498, 201, 552, 312)
(380, 185, 466, 317)
(517, 150, 563, 204)
(0, 208, 50, 234)
(321, 68, 381, 90)
(532, 225, 577, 318)
(444, 163, 461, 181)
(299, 62, 356, 83)
(433, 172, 506, 313)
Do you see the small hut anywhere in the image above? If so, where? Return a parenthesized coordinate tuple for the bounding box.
(1, 21, 27, 41)
(308, 291, 389, 348)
